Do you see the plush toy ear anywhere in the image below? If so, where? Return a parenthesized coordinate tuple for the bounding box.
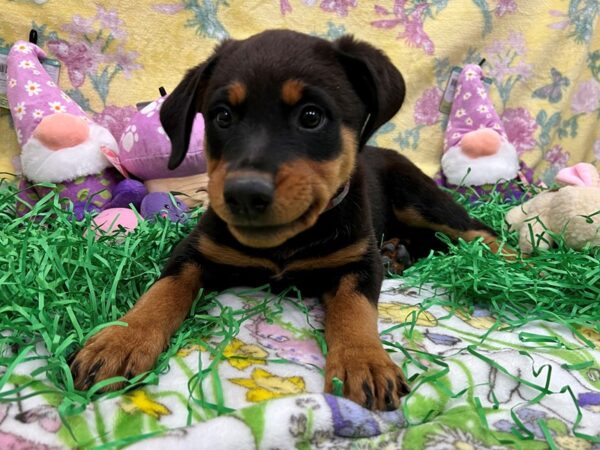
(160, 43, 230, 170)
(333, 36, 406, 148)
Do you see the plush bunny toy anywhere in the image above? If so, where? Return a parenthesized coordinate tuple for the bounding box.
(505, 163, 600, 253)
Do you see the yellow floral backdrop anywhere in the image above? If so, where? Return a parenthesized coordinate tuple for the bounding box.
(1, 0, 599, 185)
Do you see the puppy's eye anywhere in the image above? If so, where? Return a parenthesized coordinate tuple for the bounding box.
(298, 106, 323, 130)
(214, 108, 232, 128)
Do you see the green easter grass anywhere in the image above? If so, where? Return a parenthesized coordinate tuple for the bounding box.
(1, 177, 599, 448)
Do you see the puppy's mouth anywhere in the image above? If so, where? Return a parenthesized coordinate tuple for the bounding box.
(226, 201, 321, 248)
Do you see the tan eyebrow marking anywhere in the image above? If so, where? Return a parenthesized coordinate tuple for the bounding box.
(281, 79, 305, 105)
(227, 81, 247, 105)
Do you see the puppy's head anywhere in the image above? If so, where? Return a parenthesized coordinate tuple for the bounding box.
(160, 30, 405, 248)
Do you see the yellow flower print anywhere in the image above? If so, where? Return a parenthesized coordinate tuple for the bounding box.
(120, 390, 171, 419)
(554, 436, 593, 450)
(576, 326, 600, 348)
(223, 338, 268, 370)
(229, 368, 305, 402)
(176, 342, 207, 357)
(378, 303, 438, 326)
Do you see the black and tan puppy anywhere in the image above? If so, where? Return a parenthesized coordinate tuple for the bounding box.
(71, 30, 501, 411)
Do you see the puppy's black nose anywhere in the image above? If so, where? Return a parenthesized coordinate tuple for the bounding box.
(224, 176, 274, 217)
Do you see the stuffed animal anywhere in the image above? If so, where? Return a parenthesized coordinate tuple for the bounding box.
(104, 93, 208, 209)
(6, 40, 125, 220)
(438, 64, 530, 202)
(94, 92, 208, 232)
(505, 163, 600, 253)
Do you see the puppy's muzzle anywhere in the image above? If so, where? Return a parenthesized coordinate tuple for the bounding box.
(223, 173, 274, 219)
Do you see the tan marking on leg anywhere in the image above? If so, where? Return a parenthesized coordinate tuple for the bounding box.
(323, 275, 409, 411)
(281, 79, 305, 105)
(394, 207, 515, 258)
(197, 236, 280, 272)
(72, 264, 202, 391)
(227, 81, 246, 106)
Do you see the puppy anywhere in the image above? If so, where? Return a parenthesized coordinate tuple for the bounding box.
(71, 30, 501, 411)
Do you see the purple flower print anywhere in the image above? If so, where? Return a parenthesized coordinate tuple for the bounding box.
(425, 331, 461, 346)
(152, 3, 186, 14)
(372, 1, 435, 55)
(96, 5, 126, 38)
(47, 5, 141, 103)
(495, 0, 516, 16)
(413, 87, 442, 126)
(484, 33, 532, 105)
(571, 79, 600, 114)
(280, 0, 293, 15)
(544, 145, 570, 169)
(110, 46, 142, 78)
(62, 15, 95, 37)
(579, 392, 600, 412)
(494, 407, 546, 439)
(320, 0, 357, 16)
(502, 107, 538, 155)
(93, 105, 138, 141)
(485, 34, 531, 80)
(47, 39, 97, 88)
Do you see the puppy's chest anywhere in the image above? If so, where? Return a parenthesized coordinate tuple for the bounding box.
(198, 236, 369, 293)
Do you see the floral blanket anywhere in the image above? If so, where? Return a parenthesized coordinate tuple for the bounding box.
(1, 279, 600, 449)
(0, 0, 599, 183)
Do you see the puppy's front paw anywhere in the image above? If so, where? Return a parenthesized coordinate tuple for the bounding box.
(70, 323, 166, 392)
(325, 346, 409, 411)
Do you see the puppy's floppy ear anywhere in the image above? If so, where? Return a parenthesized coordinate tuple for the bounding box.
(333, 35, 405, 148)
(160, 42, 232, 170)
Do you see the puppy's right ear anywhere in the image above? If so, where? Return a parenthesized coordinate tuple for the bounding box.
(161, 43, 229, 170)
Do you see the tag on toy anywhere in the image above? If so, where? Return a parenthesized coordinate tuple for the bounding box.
(0, 47, 61, 110)
(439, 66, 492, 114)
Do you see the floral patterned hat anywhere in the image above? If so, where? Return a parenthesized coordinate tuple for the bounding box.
(443, 64, 508, 152)
(7, 40, 90, 146)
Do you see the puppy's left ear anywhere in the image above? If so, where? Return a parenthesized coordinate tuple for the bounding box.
(333, 36, 405, 147)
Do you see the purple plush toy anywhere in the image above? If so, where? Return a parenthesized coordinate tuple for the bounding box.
(93, 91, 206, 235)
(140, 192, 188, 223)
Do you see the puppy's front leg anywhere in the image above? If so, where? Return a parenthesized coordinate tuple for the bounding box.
(323, 274, 410, 411)
(71, 261, 202, 391)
